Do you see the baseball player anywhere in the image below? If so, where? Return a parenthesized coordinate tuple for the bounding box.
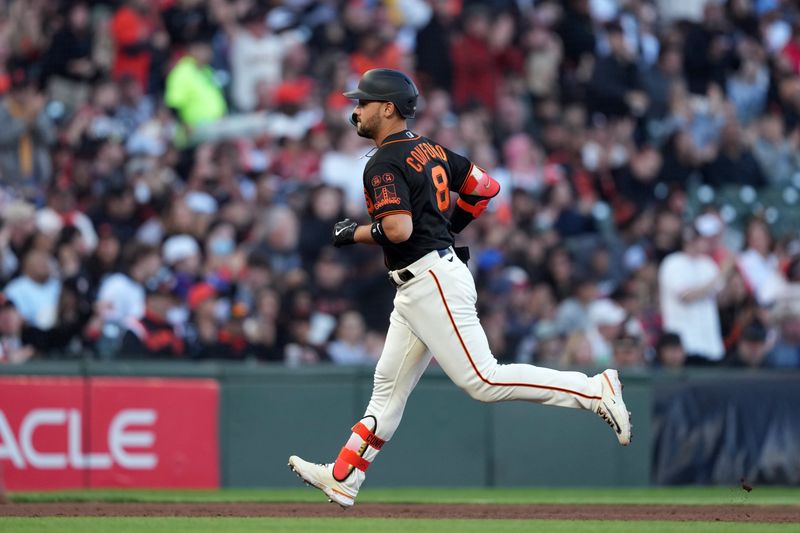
(289, 69, 631, 507)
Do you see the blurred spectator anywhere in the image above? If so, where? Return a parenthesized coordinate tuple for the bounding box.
(752, 112, 800, 185)
(203, 220, 243, 288)
(111, 0, 167, 92)
(184, 281, 223, 359)
(85, 224, 122, 292)
(716, 268, 758, 352)
(95, 243, 161, 348)
(230, 6, 298, 112)
(310, 247, 353, 318)
(0, 200, 37, 280)
(659, 223, 733, 364)
(450, 7, 522, 111)
(234, 250, 273, 312)
(523, 6, 563, 102)
(726, 319, 770, 367)
(557, 0, 596, 93)
(242, 286, 286, 362)
(3, 248, 60, 330)
(655, 331, 686, 368)
(252, 205, 305, 286)
(0, 294, 34, 363)
(588, 20, 647, 118)
(537, 181, 597, 238)
(42, 183, 98, 253)
(737, 217, 785, 306)
(542, 246, 575, 301)
(613, 144, 663, 210)
(702, 120, 767, 187)
(612, 331, 646, 369)
(165, 34, 226, 128)
(326, 310, 374, 365)
(0, 61, 56, 198)
(299, 184, 345, 267)
(116, 75, 156, 138)
(120, 275, 184, 358)
(162, 234, 201, 299)
(768, 286, 800, 368)
(414, 0, 456, 91)
(531, 319, 566, 367)
(349, 25, 404, 77)
(161, 0, 214, 52)
(319, 132, 371, 215)
(42, 1, 99, 114)
(562, 330, 595, 368)
(641, 45, 682, 125)
(586, 298, 627, 365)
(90, 183, 139, 243)
(682, 2, 737, 96)
(694, 211, 734, 266)
(555, 277, 597, 334)
(726, 42, 769, 125)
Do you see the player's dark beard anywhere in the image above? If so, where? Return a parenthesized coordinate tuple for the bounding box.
(356, 114, 379, 140)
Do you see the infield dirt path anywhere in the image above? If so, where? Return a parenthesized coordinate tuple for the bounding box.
(1, 503, 799, 523)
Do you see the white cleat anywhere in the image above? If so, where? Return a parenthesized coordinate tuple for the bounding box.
(288, 455, 358, 508)
(596, 369, 632, 446)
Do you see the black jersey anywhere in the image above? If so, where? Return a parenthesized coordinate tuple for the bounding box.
(362, 130, 473, 270)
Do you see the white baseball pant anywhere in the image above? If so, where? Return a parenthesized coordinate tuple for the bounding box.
(364, 247, 603, 441)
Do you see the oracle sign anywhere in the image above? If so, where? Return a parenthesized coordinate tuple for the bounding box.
(0, 408, 156, 470)
(0, 377, 219, 490)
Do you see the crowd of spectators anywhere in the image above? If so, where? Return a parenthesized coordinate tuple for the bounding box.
(0, 0, 799, 370)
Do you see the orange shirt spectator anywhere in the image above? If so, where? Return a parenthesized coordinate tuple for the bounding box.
(349, 35, 403, 75)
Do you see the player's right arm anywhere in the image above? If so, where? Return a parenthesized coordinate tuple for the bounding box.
(443, 149, 500, 234)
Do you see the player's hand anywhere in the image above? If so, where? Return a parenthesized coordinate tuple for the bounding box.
(332, 219, 358, 247)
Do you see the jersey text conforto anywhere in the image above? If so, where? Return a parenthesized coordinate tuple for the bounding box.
(406, 143, 448, 172)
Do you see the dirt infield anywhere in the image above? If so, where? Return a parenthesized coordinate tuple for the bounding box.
(1, 503, 799, 522)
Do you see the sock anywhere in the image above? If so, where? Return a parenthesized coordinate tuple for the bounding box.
(332, 415, 385, 482)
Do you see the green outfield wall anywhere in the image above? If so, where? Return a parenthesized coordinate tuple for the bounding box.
(1, 362, 797, 488)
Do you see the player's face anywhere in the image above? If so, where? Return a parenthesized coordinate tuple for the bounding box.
(353, 100, 383, 140)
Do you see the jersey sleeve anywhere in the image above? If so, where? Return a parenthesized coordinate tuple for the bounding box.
(442, 147, 473, 193)
(363, 163, 412, 221)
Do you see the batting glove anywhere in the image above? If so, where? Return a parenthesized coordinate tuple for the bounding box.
(332, 219, 358, 247)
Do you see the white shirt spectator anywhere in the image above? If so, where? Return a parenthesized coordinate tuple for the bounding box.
(96, 273, 145, 324)
(4, 276, 61, 330)
(230, 27, 301, 112)
(659, 251, 725, 361)
(320, 147, 370, 215)
(585, 298, 628, 366)
(738, 249, 785, 306)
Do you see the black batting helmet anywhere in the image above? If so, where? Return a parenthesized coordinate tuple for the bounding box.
(343, 69, 419, 118)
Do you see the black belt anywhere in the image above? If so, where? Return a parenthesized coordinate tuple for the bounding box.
(389, 248, 451, 287)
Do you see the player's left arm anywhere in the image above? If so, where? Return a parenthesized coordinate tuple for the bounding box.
(358, 213, 412, 243)
(449, 163, 500, 234)
(332, 213, 412, 246)
(332, 164, 413, 247)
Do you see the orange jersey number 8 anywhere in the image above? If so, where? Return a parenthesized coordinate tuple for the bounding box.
(431, 164, 449, 212)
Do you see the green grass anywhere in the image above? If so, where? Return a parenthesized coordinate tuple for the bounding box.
(9, 486, 800, 506)
(0, 518, 798, 533)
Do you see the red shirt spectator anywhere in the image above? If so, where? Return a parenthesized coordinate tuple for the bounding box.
(450, 8, 522, 111)
(111, 1, 159, 90)
(781, 30, 800, 75)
